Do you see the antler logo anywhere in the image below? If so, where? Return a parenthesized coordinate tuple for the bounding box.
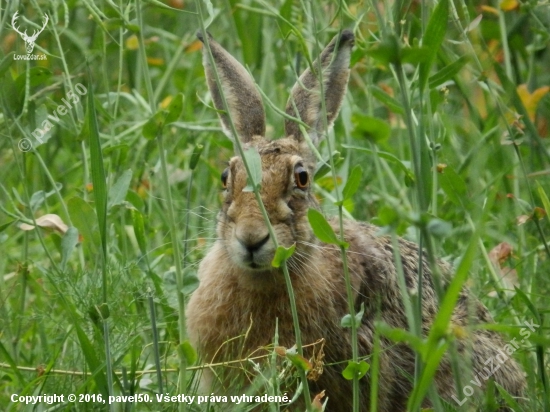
(12, 11, 49, 54)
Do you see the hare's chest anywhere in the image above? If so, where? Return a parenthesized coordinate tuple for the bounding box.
(224, 292, 299, 349)
(208, 287, 336, 358)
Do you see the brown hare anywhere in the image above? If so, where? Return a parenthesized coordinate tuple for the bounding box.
(186, 30, 525, 411)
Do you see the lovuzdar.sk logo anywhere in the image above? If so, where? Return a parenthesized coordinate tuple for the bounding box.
(12, 11, 48, 60)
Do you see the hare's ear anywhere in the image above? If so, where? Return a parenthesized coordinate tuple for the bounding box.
(198, 32, 266, 143)
(285, 30, 354, 146)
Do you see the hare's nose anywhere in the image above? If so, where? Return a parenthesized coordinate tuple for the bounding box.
(236, 231, 270, 254)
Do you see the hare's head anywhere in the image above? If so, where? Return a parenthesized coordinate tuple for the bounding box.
(199, 31, 354, 276)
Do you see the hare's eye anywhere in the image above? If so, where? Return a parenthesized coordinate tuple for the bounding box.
(294, 165, 309, 190)
(221, 168, 229, 188)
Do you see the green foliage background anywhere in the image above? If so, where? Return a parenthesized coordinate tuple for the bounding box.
(1, 0, 549, 411)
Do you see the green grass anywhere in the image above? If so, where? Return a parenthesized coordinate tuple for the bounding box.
(1, 0, 550, 411)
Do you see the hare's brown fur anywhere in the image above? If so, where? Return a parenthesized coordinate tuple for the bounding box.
(187, 31, 525, 411)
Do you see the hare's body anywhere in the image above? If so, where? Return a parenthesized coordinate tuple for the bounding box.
(187, 31, 525, 410)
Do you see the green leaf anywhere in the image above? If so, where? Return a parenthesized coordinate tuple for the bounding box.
(341, 303, 365, 328)
(0, 71, 20, 114)
(314, 151, 343, 180)
(340, 314, 353, 328)
(0, 221, 14, 233)
(341, 165, 363, 202)
(356, 302, 365, 324)
(228, 0, 262, 66)
(493, 63, 550, 164)
(94, 303, 110, 320)
(537, 182, 550, 226)
(15, 67, 52, 95)
(87, 83, 108, 259)
(142, 111, 164, 140)
(60, 227, 79, 270)
(513, 286, 541, 325)
(30, 188, 56, 212)
(27, 105, 56, 148)
(377, 205, 399, 226)
(429, 55, 469, 89)
(425, 229, 479, 355)
(367, 38, 431, 67)
(242, 146, 262, 191)
(407, 341, 449, 411)
(419, 0, 449, 91)
(271, 244, 296, 268)
(142, 95, 184, 140)
(439, 166, 468, 207)
(401, 46, 432, 65)
(0, 340, 26, 385)
(279, 0, 293, 25)
(0, 52, 15, 78)
(369, 85, 404, 114)
(189, 144, 204, 170)
(342, 360, 369, 380)
(202, 0, 215, 28)
(72, 311, 110, 397)
(494, 383, 522, 411)
(126, 189, 144, 210)
(108, 169, 133, 209)
(285, 347, 312, 372)
(165, 93, 184, 124)
(426, 218, 452, 238)
(103, 143, 129, 156)
(68, 196, 99, 254)
(352, 113, 391, 142)
(341, 145, 414, 182)
(307, 209, 348, 248)
(131, 209, 147, 257)
(182, 267, 200, 295)
(366, 34, 400, 65)
(178, 340, 198, 365)
(342, 197, 355, 214)
(375, 321, 426, 355)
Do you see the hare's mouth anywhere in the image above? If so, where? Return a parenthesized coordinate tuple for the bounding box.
(238, 251, 273, 271)
(227, 228, 275, 271)
(246, 261, 269, 271)
(229, 236, 275, 271)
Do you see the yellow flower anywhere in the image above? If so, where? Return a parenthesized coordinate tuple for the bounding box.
(517, 84, 550, 121)
(500, 0, 519, 11)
